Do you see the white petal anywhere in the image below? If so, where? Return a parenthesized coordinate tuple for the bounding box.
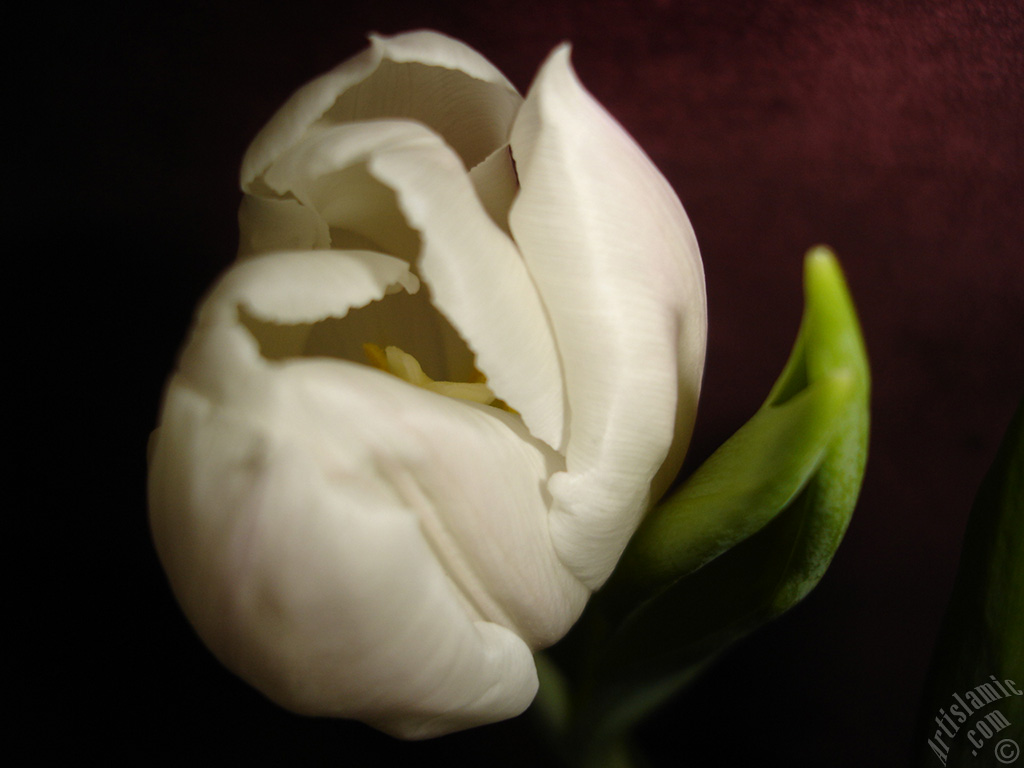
(366, 126, 568, 451)
(254, 120, 567, 426)
(509, 46, 707, 588)
(201, 248, 418, 327)
(261, 121, 427, 261)
(180, 249, 417, 399)
(149, 377, 538, 738)
(187, 247, 480, 414)
(241, 30, 521, 191)
(151, 291, 587, 734)
(285, 363, 586, 649)
(468, 144, 518, 235)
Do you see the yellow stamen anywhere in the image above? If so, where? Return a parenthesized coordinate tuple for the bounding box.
(363, 344, 503, 408)
(362, 343, 389, 371)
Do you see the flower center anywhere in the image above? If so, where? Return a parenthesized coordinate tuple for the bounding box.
(363, 343, 512, 409)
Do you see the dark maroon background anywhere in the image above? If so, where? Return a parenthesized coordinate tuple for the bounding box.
(48, 0, 1021, 764)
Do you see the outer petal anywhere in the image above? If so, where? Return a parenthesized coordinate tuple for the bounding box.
(149, 377, 537, 738)
(150, 251, 588, 737)
(509, 47, 707, 588)
(241, 30, 522, 191)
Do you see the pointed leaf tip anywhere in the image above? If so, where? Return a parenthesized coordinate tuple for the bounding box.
(615, 247, 868, 599)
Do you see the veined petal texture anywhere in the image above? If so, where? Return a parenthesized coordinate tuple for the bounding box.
(510, 46, 707, 588)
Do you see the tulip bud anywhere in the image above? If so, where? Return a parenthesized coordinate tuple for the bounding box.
(149, 30, 706, 738)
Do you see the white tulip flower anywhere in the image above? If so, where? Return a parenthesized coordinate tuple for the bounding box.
(149, 30, 706, 739)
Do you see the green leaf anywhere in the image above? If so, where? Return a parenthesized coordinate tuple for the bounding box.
(613, 369, 852, 596)
(575, 247, 870, 738)
(914, 399, 1023, 768)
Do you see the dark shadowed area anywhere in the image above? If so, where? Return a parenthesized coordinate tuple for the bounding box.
(41, 0, 1022, 764)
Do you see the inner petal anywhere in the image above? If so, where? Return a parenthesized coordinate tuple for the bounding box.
(240, 278, 478, 384)
(318, 57, 521, 169)
(241, 31, 522, 193)
(261, 126, 424, 264)
(253, 119, 567, 451)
